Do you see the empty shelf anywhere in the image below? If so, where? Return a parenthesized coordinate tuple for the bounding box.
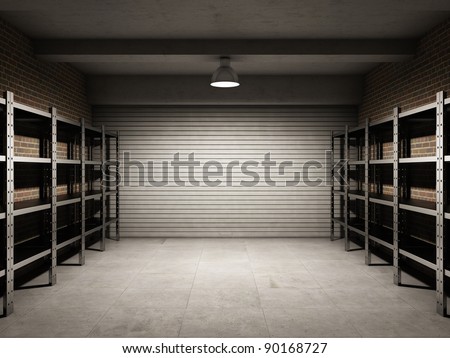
(14, 156, 51, 164)
(399, 198, 436, 216)
(14, 248, 51, 270)
(348, 125, 365, 135)
(85, 218, 103, 235)
(332, 217, 345, 226)
(445, 269, 450, 278)
(86, 160, 102, 165)
(348, 217, 365, 236)
(85, 190, 102, 200)
(57, 159, 81, 165)
(369, 193, 394, 206)
(105, 217, 118, 227)
(14, 102, 52, 118)
(57, 224, 82, 250)
(0, 269, 5, 278)
(398, 102, 436, 118)
(0, 211, 5, 220)
(333, 190, 345, 196)
(85, 124, 102, 135)
(105, 131, 118, 138)
(369, 223, 393, 249)
(399, 249, 436, 271)
(399, 234, 436, 269)
(14, 198, 51, 216)
(14, 236, 51, 270)
(56, 193, 82, 207)
(57, 115, 80, 127)
(349, 160, 365, 165)
(348, 190, 365, 200)
(399, 156, 436, 164)
(369, 235, 393, 250)
(369, 116, 393, 127)
(369, 159, 394, 165)
(0, 155, 5, 162)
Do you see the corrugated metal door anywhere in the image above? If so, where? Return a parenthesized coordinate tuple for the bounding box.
(94, 106, 356, 239)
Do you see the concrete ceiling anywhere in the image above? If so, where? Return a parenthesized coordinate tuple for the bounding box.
(0, 1, 449, 76)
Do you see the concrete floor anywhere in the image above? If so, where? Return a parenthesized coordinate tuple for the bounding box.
(1, 238, 450, 337)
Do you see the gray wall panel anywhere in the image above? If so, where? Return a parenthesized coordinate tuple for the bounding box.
(95, 106, 356, 239)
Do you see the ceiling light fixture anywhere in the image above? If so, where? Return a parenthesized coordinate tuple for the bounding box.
(210, 56, 239, 88)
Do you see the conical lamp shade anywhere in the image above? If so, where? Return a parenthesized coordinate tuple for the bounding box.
(210, 57, 239, 88)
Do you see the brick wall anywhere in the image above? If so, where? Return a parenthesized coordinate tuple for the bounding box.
(359, 18, 450, 123)
(0, 18, 91, 121)
(360, 18, 450, 204)
(0, 18, 92, 202)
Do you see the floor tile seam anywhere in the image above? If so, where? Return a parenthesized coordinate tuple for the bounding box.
(178, 244, 204, 337)
(246, 242, 270, 336)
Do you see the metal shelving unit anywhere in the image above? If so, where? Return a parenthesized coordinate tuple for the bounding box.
(104, 130, 120, 242)
(84, 123, 105, 251)
(56, 113, 83, 265)
(0, 91, 120, 317)
(330, 127, 347, 242)
(330, 91, 449, 317)
(10, 92, 56, 304)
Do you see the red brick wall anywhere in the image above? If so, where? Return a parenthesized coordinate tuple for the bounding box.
(0, 18, 91, 121)
(0, 18, 92, 202)
(360, 18, 450, 203)
(359, 18, 450, 123)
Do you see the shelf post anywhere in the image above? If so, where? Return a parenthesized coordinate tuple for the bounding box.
(115, 131, 120, 241)
(49, 107, 57, 285)
(4, 91, 14, 315)
(330, 130, 335, 241)
(364, 118, 371, 265)
(393, 107, 401, 285)
(79, 119, 86, 265)
(344, 125, 350, 251)
(100, 125, 106, 251)
(436, 91, 447, 316)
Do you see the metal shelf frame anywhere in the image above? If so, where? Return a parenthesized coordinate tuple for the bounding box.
(330, 90, 449, 317)
(330, 126, 348, 242)
(1, 91, 120, 317)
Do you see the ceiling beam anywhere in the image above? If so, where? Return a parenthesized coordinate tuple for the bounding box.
(34, 39, 416, 60)
(87, 75, 363, 105)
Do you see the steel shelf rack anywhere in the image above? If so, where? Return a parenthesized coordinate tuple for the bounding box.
(330, 128, 348, 242)
(0, 91, 120, 317)
(330, 91, 449, 317)
(56, 115, 83, 264)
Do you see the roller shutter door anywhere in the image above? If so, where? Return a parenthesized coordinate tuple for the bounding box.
(94, 106, 356, 239)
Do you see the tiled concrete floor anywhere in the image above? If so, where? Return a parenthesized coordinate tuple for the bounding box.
(1, 238, 450, 337)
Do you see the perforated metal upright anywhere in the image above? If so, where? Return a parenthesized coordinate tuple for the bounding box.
(79, 119, 86, 265)
(4, 91, 14, 315)
(100, 125, 106, 251)
(364, 118, 371, 265)
(330, 131, 335, 241)
(436, 91, 447, 316)
(49, 108, 57, 285)
(115, 131, 120, 241)
(344, 125, 350, 251)
(393, 107, 401, 285)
